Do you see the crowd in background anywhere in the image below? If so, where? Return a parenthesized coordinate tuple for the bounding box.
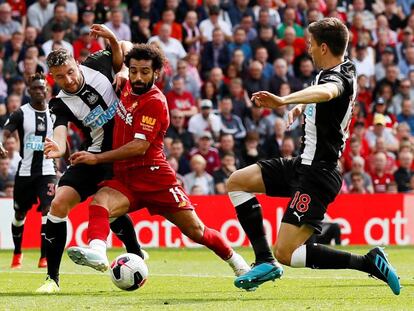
(0, 0, 413, 196)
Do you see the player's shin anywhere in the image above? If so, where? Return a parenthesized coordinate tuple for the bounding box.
(40, 216, 47, 259)
(200, 226, 232, 260)
(11, 216, 25, 255)
(229, 191, 274, 264)
(45, 213, 68, 284)
(87, 205, 110, 254)
(109, 215, 144, 258)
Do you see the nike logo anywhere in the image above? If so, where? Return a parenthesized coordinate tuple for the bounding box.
(293, 211, 304, 222)
(45, 236, 55, 243)
(150, 166, 160, 171)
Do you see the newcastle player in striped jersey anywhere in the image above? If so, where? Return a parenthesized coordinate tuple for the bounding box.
(0, 73, 56, 270)
(226, 18, 401, 295)
(36, 25, 144, 294)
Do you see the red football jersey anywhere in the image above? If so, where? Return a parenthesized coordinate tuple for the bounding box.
(113, 82, 169, 173)
(371, 173, 394, 193)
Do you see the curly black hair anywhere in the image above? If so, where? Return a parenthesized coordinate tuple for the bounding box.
(124, 43, 165, 71)
(46, 48, 73, 68)
(29, 72, 46, 85)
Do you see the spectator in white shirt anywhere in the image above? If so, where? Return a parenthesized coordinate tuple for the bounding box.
(104, 8, 131, 41)
(27, 0, 54, 33)
(188, 99, 222, 141)
(183, 154, 215, 195)
(199, 5, 232, 42)
(0, 3, 22, 43)
(41, 23, 73, 56)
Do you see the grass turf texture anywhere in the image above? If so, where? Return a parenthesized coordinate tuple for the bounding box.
(0, 247, 412, 310)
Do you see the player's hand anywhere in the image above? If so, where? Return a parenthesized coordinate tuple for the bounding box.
(251, 91, 285, 109)
(287, 105, 303, 129)
(44, 137, 62, 159)
(113, 68, 128, 92)
(0, 142, 8, 159)
(70, 151, 98, 165)
(90, 24, 117, 42)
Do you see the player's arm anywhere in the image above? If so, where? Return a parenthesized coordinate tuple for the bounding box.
(252, 82, 341, 109)
(44, 125, 68, 159)
(70, 139, 150, 165)
(0, 110, 23, 158)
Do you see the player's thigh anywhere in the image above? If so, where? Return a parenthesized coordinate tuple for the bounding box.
(226, 163, 266, 193)
(13, 176, 36, 219)
(161, 210, 205, 241)
(91, 186, 130, 217)
(35, 175, 57, 216)
(274, 222, 314, 265)
(50, 185, 81, 218)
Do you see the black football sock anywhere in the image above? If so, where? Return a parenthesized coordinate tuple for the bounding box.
(306, 243, 369, 272)
(45, 216, 67, 285)
(110, 215, 144, 259)
(40, 223, 47, 258)
(11, 223, 24, 255)
(235, 198, 274, 264)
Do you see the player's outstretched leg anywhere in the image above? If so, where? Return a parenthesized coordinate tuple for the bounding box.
(38, 215, 48, 268)
(163, 210, 251, 277)
(11, 213, 26, 269)
(67, 204, 110, 272)
(109, 215, 147, 259)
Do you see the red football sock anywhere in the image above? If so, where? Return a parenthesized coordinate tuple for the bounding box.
(87, 205, 110, 243)
(200, 227, 233, 260)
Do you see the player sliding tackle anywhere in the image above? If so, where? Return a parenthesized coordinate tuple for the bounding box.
(226, 18, 401, 294)
(66, 44, 250, 277)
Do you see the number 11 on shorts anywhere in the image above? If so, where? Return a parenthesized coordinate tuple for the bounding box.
(169, 186, 187, 203)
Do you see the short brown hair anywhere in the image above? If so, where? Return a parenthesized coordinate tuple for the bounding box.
(308, 17, 349, 57)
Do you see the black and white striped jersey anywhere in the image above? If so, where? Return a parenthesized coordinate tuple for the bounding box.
(300, 59, 357, 166)
(4, 104, 56, 177)
(49, 50, 118, 153)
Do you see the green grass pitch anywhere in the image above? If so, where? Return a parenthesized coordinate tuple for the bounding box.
(0, 247, 413, 310)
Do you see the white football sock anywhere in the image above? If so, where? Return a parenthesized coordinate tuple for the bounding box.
(290, 245, 307, 267)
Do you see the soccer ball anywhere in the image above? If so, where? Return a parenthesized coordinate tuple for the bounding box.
(109, 253, 148, 291)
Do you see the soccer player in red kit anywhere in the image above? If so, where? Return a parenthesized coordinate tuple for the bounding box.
(66, 44, 250, 277)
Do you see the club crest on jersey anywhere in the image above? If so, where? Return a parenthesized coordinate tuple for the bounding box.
(37, 122, 46, 131)
(127, 102, 138, 112)
(86, 93, 98, 105)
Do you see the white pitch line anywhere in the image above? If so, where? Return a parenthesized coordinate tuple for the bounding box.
(0, 270, 369, 280)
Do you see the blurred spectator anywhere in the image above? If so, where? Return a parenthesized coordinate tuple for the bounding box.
(344, 156, 374, 193)
(269, 58, 302, 95)
(251, 25, 281, 64)
(365, 113, 399, 152)
(3, 31, 24, 79)
(366, 136, 397, 175)
(168, 59, 200, 99)
(41, 3, 73, 42)
(213, 151, 237, 194)
(4, 136, 21, 176)
(396, 27, 413, 64)
(369, 151, 394, 193)
(166, 76, 197, 124)
(342, 136, 369, 172)
(183, 154, 215, 195)
(209, 67, 230, 99)
(42, 23, 74, 56)
(7, 0, 27, 26)
(280, 136, 296, 159)
(3, 180, 14, 198)
(386, 181, 399, 193)
(244, 60, 269, 97)
(228, 78, 251, 119)
(0, 3, 22, 44)
(296, 57, 316, 88)
(228, 0, 255, 27)
(353, 43, 375, 79)
(0, 59, 7, 98)
(182, 10, 203, 53)
(394, 150, 414, 192)
(9, 75, 30, 104)
(201, 28, 231, 74)
(382, 0, 405, 31)
(176, 0, 208, 24)
(240, 131, 266, 166)
(397, 99, 414, 135)
(148, 23, 186, 71)
(254, 47, 273, 79)
(230, 49, 248, 79)
(366, 97, 396, 128)
(373, 64, 400, 97)
(277, 26, 307, 62)
(348, 171, 368, 193)
(199, 5, 232, 42)
(244, 105, 273, 145)
(0, 158, 14, 191)
(131, 12, 151, 44)
(104, 8, 131, 41)
(238, 14, 257, 41)
(218, 97, 246, 145)
(72, 27, 103, 62)
(56, 0, 78, 24)
(228, 27, 252, 61)
(131, 0, 160, 25)
(78, 9, 96, 31)
(390, 79, 413, 115)
(395, 123, 414, 146)
(27, 0, 54, 33)
(107, 0, 129, 25)
(217, 133, 243, 168)
(189, 131, 221, 174)
(253, 0, 280, 29)
(170, 139, 191, 175)
(165, 109, 194, 152)
(277, 7, 304, 38)
(374, 47, 396, 82)
(167, 155, 184, 187)
(262, 118, 285, 158)
(347, 0, 376, 31)
(399, 46, 414, 76)
(153, 9, 182, 41)
(200, 80, 220, 109)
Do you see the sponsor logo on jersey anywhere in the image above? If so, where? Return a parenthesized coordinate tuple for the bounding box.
(83, 100, 118, 130)
(25, 134, 44, 151)
(140, 115, 156, 131)
(116, 100, 133, 126)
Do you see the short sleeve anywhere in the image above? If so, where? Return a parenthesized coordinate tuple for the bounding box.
(318, 72, 347, 97)
(82, 49, 113, 82)
(49, 98, 70, 128)
(133, 99, 167, 143)
(4, 109, 23, 133)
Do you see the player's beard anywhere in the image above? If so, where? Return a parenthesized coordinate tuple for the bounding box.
(131, 74, 155, 95)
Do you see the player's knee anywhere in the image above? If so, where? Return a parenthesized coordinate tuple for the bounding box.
(226, 170, 244, 192)
(50, 197, 71, 218)
(273, 246, 293, 266)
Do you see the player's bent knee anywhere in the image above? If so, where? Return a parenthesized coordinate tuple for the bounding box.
(50, 197, 71, 218)
(226, 170, 246, 192)
(273, 246, 293, 266)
